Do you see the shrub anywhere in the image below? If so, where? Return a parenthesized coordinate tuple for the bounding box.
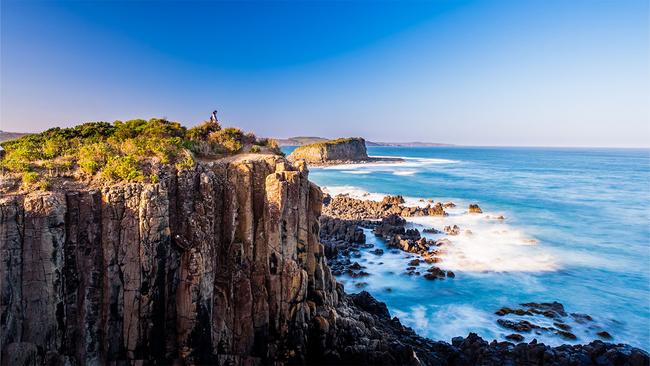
(0, 116, 274, 183)
(187, 120, 221, 140)
(22, 171, 40, 185)
(101, 155, 144, 182)
(209, 127, 244, 153)
(78, 143, 113, 176)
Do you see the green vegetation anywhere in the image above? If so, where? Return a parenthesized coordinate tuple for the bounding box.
(1, 118, 282, 185)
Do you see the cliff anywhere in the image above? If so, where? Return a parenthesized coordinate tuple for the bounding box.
(1, 155, 647, 365)
(0, 155, 441, 365)
(287, 138, 368, 164)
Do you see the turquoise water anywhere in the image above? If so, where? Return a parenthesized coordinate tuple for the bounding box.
(284, 146, 650, 350)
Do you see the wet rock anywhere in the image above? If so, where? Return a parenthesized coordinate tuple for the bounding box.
(556, 330, 577, 340)
(497, 319, 539, 332)
(469, 203, 483, 213)
(495, 307, 532, 316)
(408, 259, 420, 266)
(446, 271, 455, 278)
(554, 322, 572, 331)
(571, 313, 594, 323)
(323, 194, 447, 220)
(597, 331, 612, 339)
(371, 248, 384, 255)
(505, 334, 524, 342)
(422, 227, 442, 234)
(521, 301, 567, 318)
(443, 202, 456, 208)
(444, 224, 461, 235)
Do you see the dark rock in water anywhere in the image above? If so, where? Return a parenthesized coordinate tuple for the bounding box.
(349, 262, 364, 270)
(322, 192, 332, 205)
(350, 270, 370, 278)
(469, 203, 483, 213)
(424, 266, 447, 280)
(521, 301, 567, 318)
(496, 307, 533, 316)
(505, 333, 525, 342)
(597, 331, 612, 339)
(409, 259, 420, 266)
(497, 319, 539, 332)
(446, 270, 455, 278)
(354, 282, 368, 288)
(571, 313, 594, 323)
(444, 224, 461, 235)
(371, 248, 384, 255)
(556, 330, 577, 340)
(554, 322, 572, 331)
(423, 227, 442, 234)
(443, 201, 456, 208)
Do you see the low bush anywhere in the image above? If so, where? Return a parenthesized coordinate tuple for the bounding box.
(0, 117, 280, 183)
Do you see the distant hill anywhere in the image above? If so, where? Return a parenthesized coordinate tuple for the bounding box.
(276, 136, 330, 146)
(366, 141, 452, 147)
(277, 136, 451, 147)
(0, 131, 30, 143)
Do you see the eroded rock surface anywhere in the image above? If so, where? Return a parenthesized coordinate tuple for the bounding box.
(323, 194, 447, 220)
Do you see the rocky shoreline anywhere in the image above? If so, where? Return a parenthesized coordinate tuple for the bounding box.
(1, 157, 647, 365)
(319, 190, 650, 361)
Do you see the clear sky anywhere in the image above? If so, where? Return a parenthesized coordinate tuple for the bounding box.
(1, 0, 648, 147)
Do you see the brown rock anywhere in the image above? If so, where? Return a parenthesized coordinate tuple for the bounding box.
(469, 204, 483, 214)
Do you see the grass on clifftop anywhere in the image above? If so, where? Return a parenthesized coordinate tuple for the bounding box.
(0, 118, 281, 189)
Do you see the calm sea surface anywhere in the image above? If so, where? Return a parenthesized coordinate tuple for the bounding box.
(283, 146, 650, 350)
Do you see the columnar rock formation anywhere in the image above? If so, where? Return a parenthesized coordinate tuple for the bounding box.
(0, 156, 337, 364)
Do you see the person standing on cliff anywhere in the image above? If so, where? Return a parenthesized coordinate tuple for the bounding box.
(210, 110, 218, 124)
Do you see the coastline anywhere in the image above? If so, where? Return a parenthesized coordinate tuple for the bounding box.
(304, 145, 650, 351)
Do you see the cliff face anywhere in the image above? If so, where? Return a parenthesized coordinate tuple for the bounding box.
(287, 138, 368, 164)
(0, 156, 339, 365)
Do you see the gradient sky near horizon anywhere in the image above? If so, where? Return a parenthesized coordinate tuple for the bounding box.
(1, 0, 649, 147)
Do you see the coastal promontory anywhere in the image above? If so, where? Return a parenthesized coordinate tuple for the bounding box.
(1, 119, 647, 365)
(287, 137, 369, 164)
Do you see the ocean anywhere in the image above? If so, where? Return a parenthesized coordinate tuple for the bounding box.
(283, 146, 650, 350)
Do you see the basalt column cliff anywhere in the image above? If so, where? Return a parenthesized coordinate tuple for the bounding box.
(0, 156, 341, 364)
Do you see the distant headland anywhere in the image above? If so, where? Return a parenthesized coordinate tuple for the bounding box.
(277, 135, 452, 147)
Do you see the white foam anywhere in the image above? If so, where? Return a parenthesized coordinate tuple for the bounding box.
(315, 155, 460, 171)
(408, 211, 558, 272)
(393, 170, 417, 176)
(323, 185, 559, 272)
(394, 304, 495, 342)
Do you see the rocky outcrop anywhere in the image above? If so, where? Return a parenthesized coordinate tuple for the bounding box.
(323, 194, 447, 220)
(0, 156, 339, 365)
(287, 138, 368, 164)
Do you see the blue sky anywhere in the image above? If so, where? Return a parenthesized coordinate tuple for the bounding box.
(1, 0, 648, 147)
